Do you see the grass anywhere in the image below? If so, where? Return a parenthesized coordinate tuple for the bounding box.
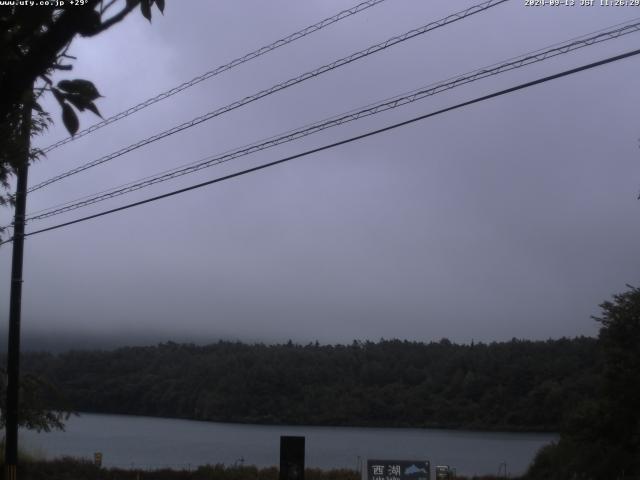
(0, 440, 46, 464)
(0, 458, 519, 480)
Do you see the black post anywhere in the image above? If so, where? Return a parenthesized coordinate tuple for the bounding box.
(5, 91, 32, 480)
(280, 436, 305, 480)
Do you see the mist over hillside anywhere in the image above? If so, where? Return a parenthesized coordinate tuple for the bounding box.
(0, 328, 597, 353)
(0, 329, 226, 353)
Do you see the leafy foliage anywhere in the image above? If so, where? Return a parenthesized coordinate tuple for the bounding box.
(0, 0, 165, 209)
(0, 367, 73, 433)
(525, 286, 640, 479)
(17, 337, 598, 432)
(52, 78, 103, 134)
(0, 92, 50, 209)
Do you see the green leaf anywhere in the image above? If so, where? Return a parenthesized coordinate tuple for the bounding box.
(57, 80, 73, 91)
(84, 101, 102, 118)
(140, 0, 151, 21)
(155, 0, 165, 13)
(57, 79, 101, 101)
(61, 103, 79, 136)
(76, 9, 102, 36)
(51, 88, 65, 106)
(64, 94, 86, 112)
(33, 101, 44, 114)
(64, 93, 102, 118)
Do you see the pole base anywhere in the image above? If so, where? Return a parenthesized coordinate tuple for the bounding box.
(5, 464, 17, 480)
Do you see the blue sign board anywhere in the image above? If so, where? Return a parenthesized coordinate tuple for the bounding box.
(367, 459, 430, 480)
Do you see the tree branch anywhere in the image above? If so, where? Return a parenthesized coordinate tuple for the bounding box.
(92, 1, 139, 35)
(100, 0, 119, 15)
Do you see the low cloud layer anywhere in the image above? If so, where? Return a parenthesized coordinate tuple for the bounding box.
(1, 0, 639, 348)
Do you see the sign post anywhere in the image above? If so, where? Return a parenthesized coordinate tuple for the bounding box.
(435, 466, 456, 479)
(280, 436, 305, 480)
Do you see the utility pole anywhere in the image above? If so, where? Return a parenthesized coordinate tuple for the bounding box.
(5, 88, 33, 480)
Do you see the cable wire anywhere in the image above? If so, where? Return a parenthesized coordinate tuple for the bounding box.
(27, 0, 508, 193)
(22, 19, 640, 222)
(1, 46, 636, 246)
(38, 0, 389, 154)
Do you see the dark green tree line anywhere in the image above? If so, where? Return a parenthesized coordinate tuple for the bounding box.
(15, 337, 599, 432)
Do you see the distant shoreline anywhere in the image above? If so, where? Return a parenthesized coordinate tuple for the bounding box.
(66, 411, 560, 435)
(22, 413, 554, 476)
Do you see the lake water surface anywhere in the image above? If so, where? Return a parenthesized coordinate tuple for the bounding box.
(21, 413, 556, 477)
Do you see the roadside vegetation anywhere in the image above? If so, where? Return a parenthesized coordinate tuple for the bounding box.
(523, 286, 640, 479)
(5, 458, 508, 480)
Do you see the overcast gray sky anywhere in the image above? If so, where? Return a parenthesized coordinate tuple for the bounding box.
(1, 0, 639, 349)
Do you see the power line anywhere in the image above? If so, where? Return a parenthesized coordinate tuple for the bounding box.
(22, 15, 638, 222)
(27, 0, 508, 193)
(38, 0, 389, 154)
(22, 19, 640, 222)
(2, 46, 637, 246)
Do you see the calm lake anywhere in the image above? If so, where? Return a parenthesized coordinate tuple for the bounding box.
(21, 413, 556, 477)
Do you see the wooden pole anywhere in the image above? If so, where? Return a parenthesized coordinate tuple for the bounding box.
(5, 87, 32, 480)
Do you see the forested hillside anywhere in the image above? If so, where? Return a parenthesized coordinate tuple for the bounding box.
(19, 338, 598, 431)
